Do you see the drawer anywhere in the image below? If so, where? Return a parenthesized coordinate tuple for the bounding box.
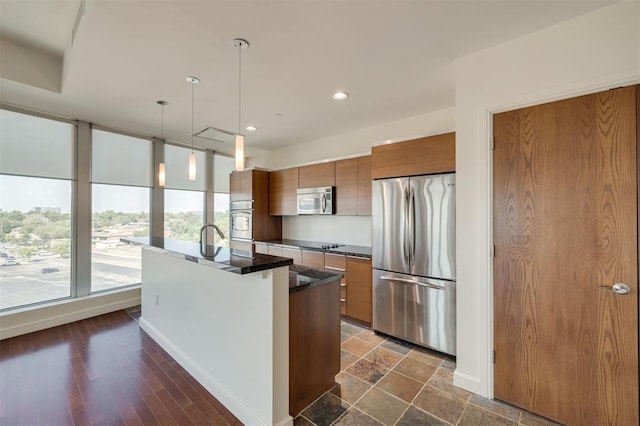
(282, 247, 302, 265)
(268, 246, 284, 256)
(301, 250, 324, 268)
(324, 253, 346, 270)
(255, 243, 269, 255)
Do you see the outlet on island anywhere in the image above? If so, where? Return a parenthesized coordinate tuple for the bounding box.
(155, 293, 159, 306)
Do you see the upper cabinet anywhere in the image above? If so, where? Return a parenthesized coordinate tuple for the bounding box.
(269, 167, 299, 216)
(372, 132, 455, 179)
(230, 169, 253, 202)
(298, 162, 335, 188)
(335, 158, 358, 215)
(335, 156, 371, 216)
(356, 155, 372, 216)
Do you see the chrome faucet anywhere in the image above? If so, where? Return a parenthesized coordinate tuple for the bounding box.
(200, 223, 225, 246)
(199, 224, 225, 258)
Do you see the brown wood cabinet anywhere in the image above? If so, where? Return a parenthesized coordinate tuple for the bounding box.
(345, 256, 372, 325)
(325, 253, 347, 315)
(335, 158, 358, 215)
(230, 170, 252, 202)
(357, 155, 372, 215)
(289, 279, 340, 415)
(267, 245, 283, 256)
(301, 250, 324, 268)
(372, 132, 455, 179)
(255, 243, 269, 255)
(269, 167, 299, 216)
(298, 162, 335, 188)
(282, 247, 302, 265)
(230, 169, 282, 242)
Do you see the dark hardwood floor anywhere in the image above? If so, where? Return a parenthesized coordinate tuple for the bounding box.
(0, 310, 241, 426)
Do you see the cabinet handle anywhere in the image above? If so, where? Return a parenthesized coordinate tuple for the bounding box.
(340, 298, 347, 302)
(325, 265, 345, 271)
(340, 283, 347, 287)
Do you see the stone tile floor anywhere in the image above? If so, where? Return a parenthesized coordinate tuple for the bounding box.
(294, 321, 562, 426)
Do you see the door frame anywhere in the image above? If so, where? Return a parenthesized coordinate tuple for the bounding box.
(483, 77, 640, 400)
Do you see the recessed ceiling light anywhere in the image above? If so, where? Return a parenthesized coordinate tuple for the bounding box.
(332, 91, 349, 101)
(245, 125, 257, 132)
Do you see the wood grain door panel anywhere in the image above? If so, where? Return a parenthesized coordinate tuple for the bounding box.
(493, 86, 638, 425)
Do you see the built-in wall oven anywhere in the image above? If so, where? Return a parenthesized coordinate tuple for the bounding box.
(230, 200, 253, 241)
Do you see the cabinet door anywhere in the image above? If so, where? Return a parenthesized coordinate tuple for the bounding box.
(299, 162, 335, 188)
(268, 245, 284, 256)
(230, 169, 252, 201)
(269, 168, 299, 216)
(255, 243, 269, 255)
(335, 158, 358, 215)
(282, 247, 302, 265)
(346, 256, 372, 324)
(357, 155, 372, 216)
(371, 132, 455, 179)
(301, 250, 324, 268)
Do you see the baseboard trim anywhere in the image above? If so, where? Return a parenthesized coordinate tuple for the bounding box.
(453, 369, 485, 397)
(140, 317, 290, 426)
(0, 287, 141, 340)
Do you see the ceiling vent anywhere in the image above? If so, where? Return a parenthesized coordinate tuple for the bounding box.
(193, 126, 239, 144)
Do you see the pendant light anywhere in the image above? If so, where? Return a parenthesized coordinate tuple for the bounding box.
(156, 100, 168, 187)
(186, 76, 200, 180)
(233, 38, 249, 171)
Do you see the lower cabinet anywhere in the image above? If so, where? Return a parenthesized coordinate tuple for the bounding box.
(301, 250, 324, 268)
(346, 256, 372, 325)
(289, 279, 340, 415)
(325, 254, 372, 325)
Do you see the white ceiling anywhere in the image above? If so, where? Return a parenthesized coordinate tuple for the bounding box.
(0, 0, 616, 157)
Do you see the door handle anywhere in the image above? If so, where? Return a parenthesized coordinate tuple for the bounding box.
(599, 283, 632, 295)
(379, 276, 445, 290)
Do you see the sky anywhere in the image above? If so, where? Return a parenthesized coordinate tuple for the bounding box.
(0, 175, 230, 214)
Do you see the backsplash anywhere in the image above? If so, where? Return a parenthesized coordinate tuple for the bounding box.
(282, 215, 371, 246)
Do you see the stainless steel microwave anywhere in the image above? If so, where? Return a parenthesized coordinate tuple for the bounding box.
(296, 187, 334, 215)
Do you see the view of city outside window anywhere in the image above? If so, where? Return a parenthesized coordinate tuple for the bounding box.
(163, 145, 206, 242)
(213, 153, 234, 247)
(91, 184, 150, 291)
(91, 129, 152, 292)
(0, 109, 74, 310)
(164, 189, 205, 242)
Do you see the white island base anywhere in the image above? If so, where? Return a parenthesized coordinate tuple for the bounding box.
(139, 247, 292, 426)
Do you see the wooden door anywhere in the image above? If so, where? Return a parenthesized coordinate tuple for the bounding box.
(493, 86, 638, 425)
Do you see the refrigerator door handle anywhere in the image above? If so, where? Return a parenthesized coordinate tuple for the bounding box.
(379, 275, 446, 290)
(409, 185, 415, 267)
(403, 186, 410, 265)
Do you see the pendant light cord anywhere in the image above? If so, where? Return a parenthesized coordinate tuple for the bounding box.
(191, 81, 194, 153)
(238, 43, 242, 136)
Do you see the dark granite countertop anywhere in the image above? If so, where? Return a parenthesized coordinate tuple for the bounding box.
(257, 239, 371, 258)
(121, 237, 292, 275)
(288, 264, 344, 294)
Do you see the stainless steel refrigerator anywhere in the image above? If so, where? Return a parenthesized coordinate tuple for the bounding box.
(372, 173, 456, 355)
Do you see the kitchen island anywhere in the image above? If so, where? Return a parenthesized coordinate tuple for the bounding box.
(122, 237, 342, 426)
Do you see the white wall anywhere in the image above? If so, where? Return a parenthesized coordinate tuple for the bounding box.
(250, 107, 454, 170)
(140, 249, 291, 426)
(454, 0, 639, 397)
(283, 215, 371, 246)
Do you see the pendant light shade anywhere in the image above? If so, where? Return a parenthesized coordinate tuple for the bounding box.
(233, 38, 249, 171)
(157, 100, 168, 187)
(158, 162, 166, 187)
(186, 76, 200, 181)
(235, 134, 244, 170)
(188, 152, 197, 181)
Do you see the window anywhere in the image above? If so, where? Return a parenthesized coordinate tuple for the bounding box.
(213, 154, 234, 246)
(91, 129, 152, 292)
(163, 145, 206, 242)
(0, 109, 74, 310)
